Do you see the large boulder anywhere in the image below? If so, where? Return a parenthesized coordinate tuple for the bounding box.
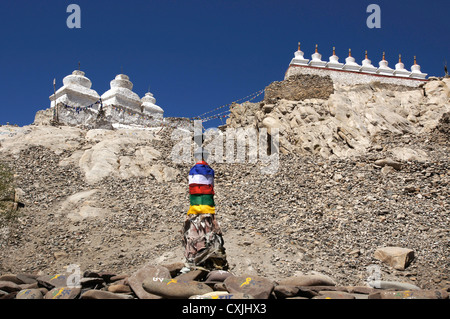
(374, 247, 415, 270)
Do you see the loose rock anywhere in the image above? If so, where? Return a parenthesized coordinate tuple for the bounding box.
(374, 247, 415, 270)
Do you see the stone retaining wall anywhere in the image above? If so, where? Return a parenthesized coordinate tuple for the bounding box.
(264, 74, 334, 103)
(285, 64, 427, 88)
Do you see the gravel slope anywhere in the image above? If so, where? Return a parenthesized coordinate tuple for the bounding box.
(0, 122, 448, 290)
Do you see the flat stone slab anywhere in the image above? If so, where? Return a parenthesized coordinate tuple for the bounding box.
(107, 284, 132, 294)
(80, 289, 134, 299)
(204, 270, 233, 285)
(44, 287, 81, 299)
(0, 274, 25, 284)
(368, 280, 420, 290)
(16, 289, 43, 299)
(315, 290, 356, 299)
(36, 274, 69, 289)
(369, 289, 449, 299)
(189, 291, 255, 299)
(273, 285, 300, 298)
(142, 278, 213, 299)
(16, 274, 38, 285)
(278, 274, 336, 287)
(174, 269, 208, 282)
(0, 281, 21, 293)
(80, 277, 104, 288)
(127, 264, 170, 299)
(224, 274, 274, 299)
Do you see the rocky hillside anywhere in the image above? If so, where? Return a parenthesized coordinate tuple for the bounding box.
(227, 75, 450, 157)
(0, 75, 449, 299)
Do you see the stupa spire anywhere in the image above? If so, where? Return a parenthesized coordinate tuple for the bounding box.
(327, 45, 343, 69)
(394, 53, 411, 77)
(291, 41, 309, 65)
(377, 51, 394, 75)
(410, 55, 427, 79)
(343, 48, 360, 71)
(361, 50, 377, 73)
(309, 43, 326, 67)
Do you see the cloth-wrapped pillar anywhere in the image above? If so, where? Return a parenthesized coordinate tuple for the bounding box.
(182, 160, 228, 270)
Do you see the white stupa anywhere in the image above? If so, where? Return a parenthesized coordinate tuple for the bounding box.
(377, 52, 394, 76)
(49, 69, 100, 110)
(342, 49, 361, 72)
(141, 91, 164, 119)
(101, 74, 142, 111)
(360, 51, 377, 74)
(290, 42, 310, 66)
(410, 56, 427, 79)
(309, 44, 327, 67)
(326, 47, 344, 69)
(394, 54, 411, 77)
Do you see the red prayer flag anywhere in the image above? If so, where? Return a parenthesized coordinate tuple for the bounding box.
(189, 183, 215, 195)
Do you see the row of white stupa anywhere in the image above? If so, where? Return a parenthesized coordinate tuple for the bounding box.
(290, 43, 427, 79)
(49, 70, 164, 118)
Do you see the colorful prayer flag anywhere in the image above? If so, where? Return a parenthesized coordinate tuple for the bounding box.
(188, 174, 214, 185)
(190, 194, 215, 206)
(189, 184, 215, 195)
(189, 164, 215, 177)
(187, 205, 216, 215)
(187, 161, 216, 215)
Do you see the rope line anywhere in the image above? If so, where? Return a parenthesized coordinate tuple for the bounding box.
(60, 98, 103, 114)
(196, 89, 264, 123)
(191, 89, 264, 120)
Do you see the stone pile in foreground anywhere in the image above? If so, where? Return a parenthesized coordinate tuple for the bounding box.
(1, 262, 448, 300)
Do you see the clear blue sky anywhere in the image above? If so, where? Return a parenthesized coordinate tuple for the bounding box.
(0, 0, 449, 127)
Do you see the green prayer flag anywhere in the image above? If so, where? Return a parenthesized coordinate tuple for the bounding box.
(190, 194, 215, 206)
